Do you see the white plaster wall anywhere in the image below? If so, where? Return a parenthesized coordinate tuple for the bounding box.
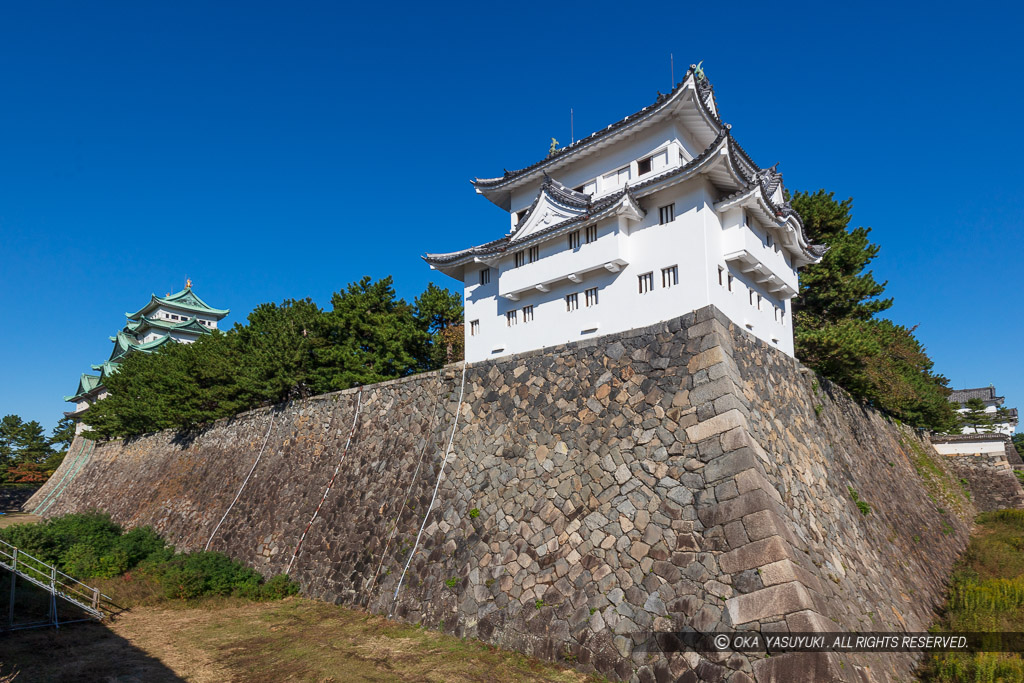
(933, 441, 1006, 455)
(460, 113, 805, 362)
(463, 176, 798, 361)
(507, 121, 701, 221)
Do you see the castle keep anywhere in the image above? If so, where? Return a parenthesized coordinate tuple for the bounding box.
(63, 284, 228, 431)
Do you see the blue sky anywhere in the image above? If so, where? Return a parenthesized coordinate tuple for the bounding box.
(1, 1, 1021, 433)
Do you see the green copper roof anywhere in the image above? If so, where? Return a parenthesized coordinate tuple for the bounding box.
(133, 335, 173, 351)
(64, 373, 102, 402)
(126, 287, 229, 320)
(108, 330, 137, 361)
(127, 314, 214, 336)
(90, 360, 121, 380)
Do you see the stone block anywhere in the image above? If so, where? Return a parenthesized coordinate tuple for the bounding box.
(702, 448, 765, 484)
(750, 652, 845, 683)
(699, 488, 783, 527)
(684, 409, 747, 444)
(688, 377, 737, 407)
(712, 393, 748, 417)
(725, 581, 815, 625)
(718, 535, 792, 574)
(785, 609, 833, 633)
(686, 346, 727, 374)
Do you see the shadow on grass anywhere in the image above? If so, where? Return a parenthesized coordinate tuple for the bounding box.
(0, 570, 184, 682)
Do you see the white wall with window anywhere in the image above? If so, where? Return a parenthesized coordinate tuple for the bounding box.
(428, 71, 821, 361)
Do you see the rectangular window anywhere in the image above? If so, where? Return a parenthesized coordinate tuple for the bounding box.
(718, 266, 724, 286)
(766, 233, 774, 248)
(566, 293, 579, 311)
(638, 272, 654, 294)
(662, 265, 678, 288)
(528, 245, 539, 263)
(585, 225, 597, 244)
(728, 274, 734, 292)
(568, 230, 580, 249)
(779, 309, 785, 324)
(522, 305, 533, 322)
(515, 251, 525, 268)
(470, 320, 480, 336)
(479, 268, 490, 285)
(515, 209, 528, 225)
(506, 310, 517, 326)
(757, 293, 762, 310)
(659, 204, 675, 224)
(637, 156, 652, 176)
(585, 287, 599, 307)
(749, 290, 755, 306)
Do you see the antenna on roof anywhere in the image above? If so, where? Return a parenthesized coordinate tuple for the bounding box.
(670, 53, 674, 87)
(570, 108, 574, 145)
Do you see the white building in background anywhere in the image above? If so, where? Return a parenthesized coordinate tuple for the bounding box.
(425, 66, 825, 362)
(949, 386, 1018, 436)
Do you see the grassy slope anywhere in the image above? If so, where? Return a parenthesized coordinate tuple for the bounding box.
(920, 509, 1024, 682)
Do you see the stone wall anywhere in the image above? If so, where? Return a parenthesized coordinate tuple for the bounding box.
(28, 306, 998, 682)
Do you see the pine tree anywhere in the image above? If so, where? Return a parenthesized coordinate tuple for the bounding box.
(960, 398, 995, 434)
(789, 191, 956, 431)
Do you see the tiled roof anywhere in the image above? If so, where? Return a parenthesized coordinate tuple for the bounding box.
(126, 287, 229, 320)
(428, 121, 826, 268)
(949, 387, 1002, 405)
(472, 66, 721, 191)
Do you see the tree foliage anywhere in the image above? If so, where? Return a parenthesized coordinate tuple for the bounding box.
(791, 191, 957, 431)
(959, 398, 995, 434)
(0, 414, 67, 483)
(82, 278, 463, 440)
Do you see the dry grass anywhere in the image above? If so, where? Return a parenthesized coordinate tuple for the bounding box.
(0, 513, 40, 530)
(1, 596, 602, 682)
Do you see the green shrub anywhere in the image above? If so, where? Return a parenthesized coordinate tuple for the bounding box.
(0, 513, 297, 602)
(146, 551, 298, 601)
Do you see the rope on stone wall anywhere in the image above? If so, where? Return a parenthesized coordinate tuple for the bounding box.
(35, 439, 95, 516)
(285, 386, 364, 576)
(30, 436, 88, 514)
(389, 362, 467, 619)
(364, 371, 444, 604)
(204, 413, 277, 552)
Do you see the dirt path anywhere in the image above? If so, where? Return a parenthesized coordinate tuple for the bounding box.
(0, 512, 41, 529)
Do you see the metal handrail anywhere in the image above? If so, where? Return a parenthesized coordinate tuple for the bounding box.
(0, 537, 113, 620)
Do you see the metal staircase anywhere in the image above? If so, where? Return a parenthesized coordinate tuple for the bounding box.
(0, 538, 112, 631)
